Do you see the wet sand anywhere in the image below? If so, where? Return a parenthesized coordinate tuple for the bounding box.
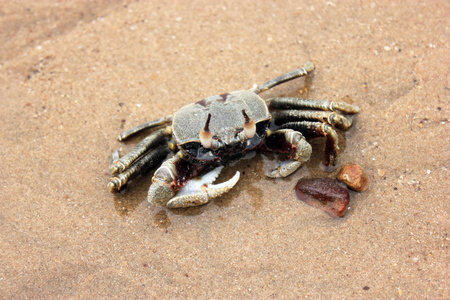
(1, 1, 448, 298)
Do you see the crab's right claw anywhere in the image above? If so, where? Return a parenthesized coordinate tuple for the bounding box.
(166, 167, 240, 208)
(147, 181, 176, 207)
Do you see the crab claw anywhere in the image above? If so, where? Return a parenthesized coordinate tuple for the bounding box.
(147, 181, 176, 207)
(166, 166, 240, 208)
(267, 160, 303, 178)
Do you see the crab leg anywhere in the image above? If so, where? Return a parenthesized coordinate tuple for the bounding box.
(268, 97, 360, 114)
(250, 61, 315, 94)
(110, 127, 170, 174)
(118, 116, 172, 141)
(108, 145, 170, 192)
(279, 121, 339, 167)
(147, 152, 240, 207)
(264, 129, 312, 178)
(272, 110, 353, 130)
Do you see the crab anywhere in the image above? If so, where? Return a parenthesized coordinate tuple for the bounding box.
(108, 61, 360, 208)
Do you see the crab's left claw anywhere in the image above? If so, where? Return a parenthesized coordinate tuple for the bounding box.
(265, 129, 312, 178)
(166, 166, 240, 208)
(267, 160, 303, 178)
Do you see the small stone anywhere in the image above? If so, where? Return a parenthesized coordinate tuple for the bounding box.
(337, 164, 369, 192)
(377, 168, 386, 177)
(295, 178, 350, 218)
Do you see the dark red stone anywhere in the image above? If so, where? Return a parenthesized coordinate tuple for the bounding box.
(295, 178, 350, 217)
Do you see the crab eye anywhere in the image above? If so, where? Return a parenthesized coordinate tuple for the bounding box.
(200, 113, 213, 148)
(242, 110, 256, 139)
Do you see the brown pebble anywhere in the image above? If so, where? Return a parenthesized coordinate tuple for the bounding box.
(295, 178, 350, 218)
(337, 164, 369, 192)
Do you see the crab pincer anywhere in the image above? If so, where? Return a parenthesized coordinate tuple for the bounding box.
(162, 167, 240, 208)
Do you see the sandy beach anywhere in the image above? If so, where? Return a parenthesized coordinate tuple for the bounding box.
(0, 1, 448, 298)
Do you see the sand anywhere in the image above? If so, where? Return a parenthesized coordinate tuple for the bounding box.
(0, 0, 448, 298)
